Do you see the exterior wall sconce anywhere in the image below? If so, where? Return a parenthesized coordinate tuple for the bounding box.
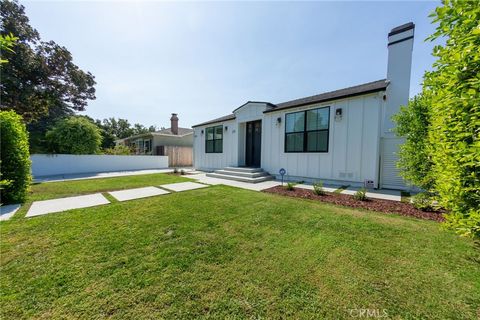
(276, 117, 282, 126)
(335, 108, 343, 121)
(224, 126, 228, 131)
(201, 129, 204, 134)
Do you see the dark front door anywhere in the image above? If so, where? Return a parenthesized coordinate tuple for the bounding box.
(245, 120, 262, 167)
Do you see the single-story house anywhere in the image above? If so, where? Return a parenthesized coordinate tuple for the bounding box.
(117, 114, 193, 166)
(192, 23, 415, 190)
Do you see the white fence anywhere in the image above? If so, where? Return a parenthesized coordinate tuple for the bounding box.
(31, 154, 169, 177)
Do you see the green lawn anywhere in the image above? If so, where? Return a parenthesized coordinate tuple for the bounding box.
(1, 183, 479, 319)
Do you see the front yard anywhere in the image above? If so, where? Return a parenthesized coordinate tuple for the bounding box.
(1, 174, 479, 319)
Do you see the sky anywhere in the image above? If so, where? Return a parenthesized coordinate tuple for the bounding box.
(23, 0, 441, 129)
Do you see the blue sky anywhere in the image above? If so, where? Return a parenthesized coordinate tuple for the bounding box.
(23, 1, 440, 129)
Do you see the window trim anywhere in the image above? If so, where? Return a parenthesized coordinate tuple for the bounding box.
(205, 125, 223, 153)
(284, 106, 330, 153)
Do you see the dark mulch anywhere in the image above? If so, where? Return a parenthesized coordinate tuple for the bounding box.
(263, 186, 445, 222)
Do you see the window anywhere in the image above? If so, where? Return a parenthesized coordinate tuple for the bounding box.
(285, 107, 330, 152)
(205, 125, 223, 153)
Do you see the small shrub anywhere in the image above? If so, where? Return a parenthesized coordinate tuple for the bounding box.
(353, 188, 368, 201)
(313, 181, 326, 196)
(412, 192, 435, 211)
(285, 182, 295, 191)
(0, 111, 31, 204)
(180, 169, 186, 175)
(103, 144, 133, 155)
(173, 168, 178, 174)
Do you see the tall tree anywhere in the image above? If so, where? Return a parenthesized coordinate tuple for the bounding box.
(0, 0, 96, 123)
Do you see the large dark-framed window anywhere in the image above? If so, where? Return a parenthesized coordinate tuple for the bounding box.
(205, 125, 223, 153)
(285, 106, 330, 153)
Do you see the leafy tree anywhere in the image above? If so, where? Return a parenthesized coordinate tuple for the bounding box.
(393, 94, 435, 191)
(0, 0, 96, 123)
(0, 33, 18, 64)
(46, 116, 102, 154)
(0, 111, 31, 204)
(412, 0, 479, 239)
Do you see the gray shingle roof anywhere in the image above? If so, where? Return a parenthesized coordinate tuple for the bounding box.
(191, 79, 389, 126)
(191, 114, 236, 128)
(155, 127, 193, 136)
(265, 79, 388, 113)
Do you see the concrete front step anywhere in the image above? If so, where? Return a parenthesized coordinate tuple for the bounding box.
(206, 172, 273, 183)
(214, 169, 267, 178)
(224, 167, 263, 173)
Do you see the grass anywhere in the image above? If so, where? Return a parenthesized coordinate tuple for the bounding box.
(10, 173, 191, 219)
(29, 173, 191, 202)
(1, 184, 479, 319)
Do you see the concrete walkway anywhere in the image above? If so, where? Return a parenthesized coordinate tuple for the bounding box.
(108, 187, 170, 202)
(189, 173, 281, 191)
(341, 187, 401, 201)
(0, 204, 21, 221)
(161, 182, 208, 192)
(26, 193, 110, 217)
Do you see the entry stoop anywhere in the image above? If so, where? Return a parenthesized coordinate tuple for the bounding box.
(206, 167, 274, 183)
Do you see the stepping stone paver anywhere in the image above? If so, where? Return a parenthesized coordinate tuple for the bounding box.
(26, 193, 110, 217)
(161, 182, 208, 192)
(0, 204, 21, 221)
(109, 186, 169, 202)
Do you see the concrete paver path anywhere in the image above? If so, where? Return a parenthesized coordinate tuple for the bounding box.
(26, 193, 110, 217)
(0, 204, 21, 221)
(109, 187, 169, 202)
(161, 182, 208, 192)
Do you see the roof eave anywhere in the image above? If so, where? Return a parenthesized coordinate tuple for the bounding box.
(264, 87, 387, 114)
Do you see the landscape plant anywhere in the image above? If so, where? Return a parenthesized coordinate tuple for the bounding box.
(285, 182, 295, 191)
(45, 116, 102, 154)
(353, 188, 368, 201)
(394, 0, 479, 239)
(103, 144, 133, 155)
(412, 192, 435, 212)
(0, 111, 31, 204)
(313, 181, 326, 196)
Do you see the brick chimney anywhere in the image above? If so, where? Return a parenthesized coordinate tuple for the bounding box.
(170, 113, 179, 135)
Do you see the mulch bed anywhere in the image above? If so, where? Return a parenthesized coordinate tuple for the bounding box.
(263, 186, 445, 222)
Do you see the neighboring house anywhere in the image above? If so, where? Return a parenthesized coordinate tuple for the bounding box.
(117, 114, 193, 166)
(192, 23, 415, 190)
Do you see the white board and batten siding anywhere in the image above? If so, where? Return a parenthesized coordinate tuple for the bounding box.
(262, 93, 383, 187)
(193, 119, 237, 171)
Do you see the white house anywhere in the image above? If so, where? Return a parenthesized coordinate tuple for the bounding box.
(192, 23, 415, 190)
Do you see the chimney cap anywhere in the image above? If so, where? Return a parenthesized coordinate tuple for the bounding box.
(388, 22, 415, 37)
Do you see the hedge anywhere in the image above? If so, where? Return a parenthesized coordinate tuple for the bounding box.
(0, 111, 31, 204)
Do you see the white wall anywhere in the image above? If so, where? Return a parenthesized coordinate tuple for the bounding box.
(262, 93, 383, 186)
(31, 154, 169, 177)
(192, 120, 237, 171)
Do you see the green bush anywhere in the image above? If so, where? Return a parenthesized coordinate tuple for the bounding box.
(412, 192, 435, 211)
(46, 116, 102, 154)
(353, 188, 368, 201)
(393, 94, 434, 191)
(423, 0, 480, 239)
(313, 181, 326, 196)
(0, 111, 31, 204)
(285, 182, 295, 191)
(103, 144, 133, 155)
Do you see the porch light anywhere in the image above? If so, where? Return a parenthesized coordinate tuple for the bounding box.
(277, 117, 282, 125)
(225, 126, 228, 131)
(201, 129, 204, 134)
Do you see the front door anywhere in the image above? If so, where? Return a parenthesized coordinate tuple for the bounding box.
(245, 120, 262, 167)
